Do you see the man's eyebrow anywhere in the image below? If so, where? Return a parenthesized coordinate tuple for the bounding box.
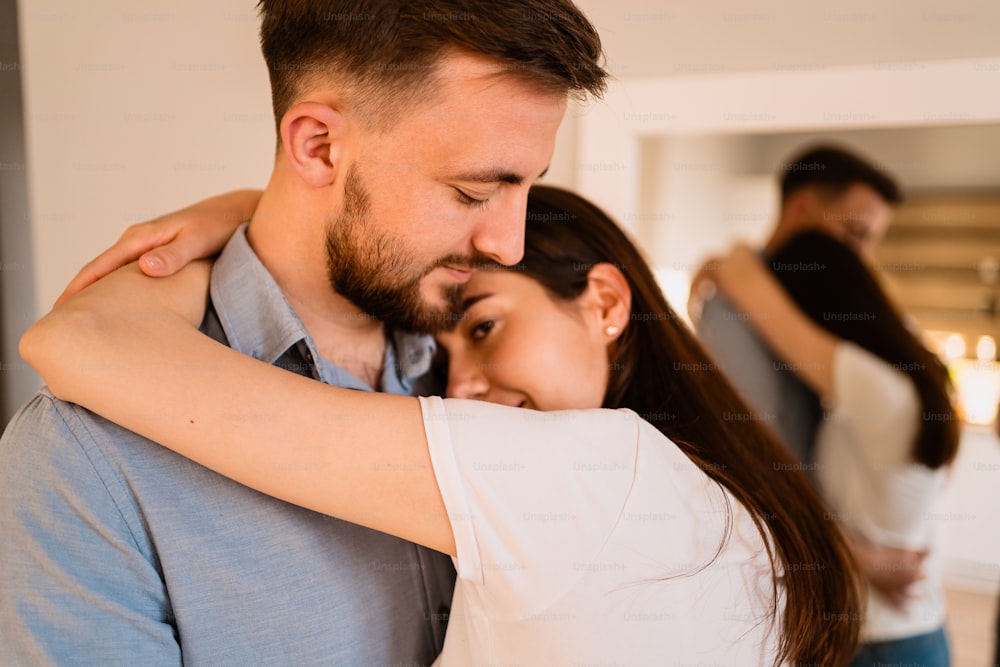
(450, 165, 550, 186)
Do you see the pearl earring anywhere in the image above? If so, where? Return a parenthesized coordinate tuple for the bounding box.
(605, 325, 620, 337)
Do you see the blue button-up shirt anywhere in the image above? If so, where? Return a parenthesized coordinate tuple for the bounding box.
(0, 225, 455, 665)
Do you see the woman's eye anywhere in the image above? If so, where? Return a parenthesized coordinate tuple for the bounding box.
(455, 189, 489, 210)
(469, 320, 495, 341)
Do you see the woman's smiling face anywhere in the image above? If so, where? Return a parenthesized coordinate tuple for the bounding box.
(435, 269, 615, 412)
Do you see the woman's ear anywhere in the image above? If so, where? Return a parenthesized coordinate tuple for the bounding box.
(584, 262, 631, 343)
(279, 101, 347, 188)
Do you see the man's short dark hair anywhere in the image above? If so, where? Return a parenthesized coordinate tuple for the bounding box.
(779, 145, 903, 205)
(257, 0, 608, 135)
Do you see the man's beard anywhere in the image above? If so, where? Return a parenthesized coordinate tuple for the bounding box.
(324, 165, 469, 334)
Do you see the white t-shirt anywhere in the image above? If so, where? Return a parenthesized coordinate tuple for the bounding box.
(815, 342, 947, 642)
(419, 396, 782, 666)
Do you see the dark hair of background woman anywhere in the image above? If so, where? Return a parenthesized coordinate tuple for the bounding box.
(768, 230, 960, 469)
(477, 184, 865, 667)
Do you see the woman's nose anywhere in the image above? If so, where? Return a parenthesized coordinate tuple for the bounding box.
(446, 358, 490, 400)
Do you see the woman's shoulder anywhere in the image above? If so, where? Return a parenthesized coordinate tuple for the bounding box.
(428, 397, 640, 443)
(422, 398, 643, 487)
(830, 341, 920, 417)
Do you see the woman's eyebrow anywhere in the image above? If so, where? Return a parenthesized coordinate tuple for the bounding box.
(460, 293, 492, 311)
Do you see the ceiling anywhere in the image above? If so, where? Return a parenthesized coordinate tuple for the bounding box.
(577, 0, 1000, 79)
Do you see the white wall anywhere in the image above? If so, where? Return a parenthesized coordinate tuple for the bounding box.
(19, 1, 274, 315)
(576, 0, 1000, 78)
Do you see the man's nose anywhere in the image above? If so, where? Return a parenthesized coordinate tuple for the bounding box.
(471, 192, 527, 267)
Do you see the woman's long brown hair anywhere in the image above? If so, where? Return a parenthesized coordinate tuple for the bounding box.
(507, 185, 864, 666)
(768, 231, 960, 469)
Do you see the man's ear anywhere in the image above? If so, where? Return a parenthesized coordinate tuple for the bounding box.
(584, 262, 632, 343)
(279, 102, 347, 188)
(782, 189, 815, 228)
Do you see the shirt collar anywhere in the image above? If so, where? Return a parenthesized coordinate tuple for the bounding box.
(210, 224, 434, 390)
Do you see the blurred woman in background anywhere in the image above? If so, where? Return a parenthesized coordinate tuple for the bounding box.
(709, 230, 959, 666)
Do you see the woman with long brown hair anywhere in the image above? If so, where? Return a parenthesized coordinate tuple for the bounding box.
(23, 185, 863, 665)
(708, 231, 959, 666)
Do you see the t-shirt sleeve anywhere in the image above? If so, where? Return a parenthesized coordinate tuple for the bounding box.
(419, 396, 639, 612)
(828, 341, 921, 469)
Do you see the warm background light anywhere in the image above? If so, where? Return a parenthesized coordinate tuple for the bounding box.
(944, 333, 967, 362)
(976, 335, 996, 362)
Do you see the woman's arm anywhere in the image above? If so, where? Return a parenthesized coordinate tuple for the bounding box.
(710, 245, 838, 402)
(23, 264, 455, 556)
(55, 189, 263, 306)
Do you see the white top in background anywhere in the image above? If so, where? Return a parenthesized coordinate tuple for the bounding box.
(816, 342, 948, 642)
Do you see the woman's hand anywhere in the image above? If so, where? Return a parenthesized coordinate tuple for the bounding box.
(689, 244, 769, 323)
(54, 189, 262, 307)
(686, 257, 719, 324)
(845, 532, 927, 610)
(709, 244, 771, 308)
(23, 260, 215, 402)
